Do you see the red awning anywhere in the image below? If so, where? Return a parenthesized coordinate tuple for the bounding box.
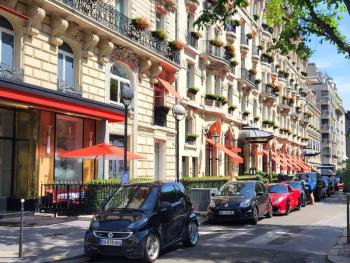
(157, 78, 180, 98)
(231, 147, 242, 153)
(0, 86, 124, 123)
(272, 152, 280, 163)
(207, 138, 244, 163)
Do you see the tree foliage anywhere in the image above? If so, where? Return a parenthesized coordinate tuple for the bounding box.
(194, 0, 350, 59)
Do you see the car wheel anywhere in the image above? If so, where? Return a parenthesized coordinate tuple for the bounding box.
(266, 202, 273, 218)
(296, 198, 301, 210)
(250, 206, 259, 225)
(183, 221, 199, 247)
(143, 234, 160, 263)
(285, 201, 290, 215)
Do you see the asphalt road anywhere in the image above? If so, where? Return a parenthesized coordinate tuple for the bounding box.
(63, 192, 347, 263)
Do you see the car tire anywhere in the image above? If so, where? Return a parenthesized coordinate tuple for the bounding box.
(183, 221, 199, 247)
(143, 233, 160, 263)
(250, 206, 259, 225)
(296, 198, 301, 210)
(266, 202, 273, 218)
(285, 201, 290, 215)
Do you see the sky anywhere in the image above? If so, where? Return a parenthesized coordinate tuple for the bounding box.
(308, 16, 350, 111)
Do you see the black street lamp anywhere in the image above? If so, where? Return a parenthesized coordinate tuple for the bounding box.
(121, 83, 134, 184)
(172, 102, 186, 182)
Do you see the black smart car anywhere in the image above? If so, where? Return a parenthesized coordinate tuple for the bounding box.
(84, 182, 199, 262)
(207, 181, 272, 224)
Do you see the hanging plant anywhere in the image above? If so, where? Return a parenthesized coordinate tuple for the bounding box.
(210, 38, 224, 47)
(152, 29, 167, 41)
(131, 17, 151, 31)
(231, 19, 241, 26)
(187, 87, 199, 95)
(230, 59, 239, 67)
(275, 92, 280, 97)
(246, 33, 253, 39)
(242, 111, 250, 117)
(224, 45, 235, 56)
(248, 68, 257, 75)
(228, 105, 237, 111)
(191, 31, 202, 39)
(168, 40, 185, 50)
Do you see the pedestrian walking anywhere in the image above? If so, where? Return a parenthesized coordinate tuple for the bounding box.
(305, 174, 315, 205)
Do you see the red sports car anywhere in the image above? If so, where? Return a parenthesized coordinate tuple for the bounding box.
(268, 183, 301, 215)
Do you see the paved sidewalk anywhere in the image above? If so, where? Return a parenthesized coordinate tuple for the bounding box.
(0, 215, 92, 263)
(328, 228, 350, 263)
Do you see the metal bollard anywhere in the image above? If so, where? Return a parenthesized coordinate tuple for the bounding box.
(347, 195, 349, 244)
(19, 199, 25, 258)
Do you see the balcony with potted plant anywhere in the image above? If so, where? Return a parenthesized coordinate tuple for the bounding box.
(187, 86, 199, 99)
(226, 19, 240, 42)
(263, 83, 277, 100)
(280, 96, 291, 112)
(187, 31, 202, 49)
(238, 68, 256, 89)
(228, 104, 237, 114)
(242, 111, 250, 119)
(261, 53, 273, 64)
(186, 133, 199, 144)
(240, 33, 250, 50)
(201, 39, 230, 72)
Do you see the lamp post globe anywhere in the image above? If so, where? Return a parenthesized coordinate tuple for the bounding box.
(121, 83, 134, 184)
(172, 102, 186, 121)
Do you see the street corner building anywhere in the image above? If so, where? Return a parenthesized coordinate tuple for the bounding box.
(0, 0, 180, 211)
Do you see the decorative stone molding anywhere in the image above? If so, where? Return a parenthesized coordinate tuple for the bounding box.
(149, 62, 163, 84)
(110, 45, 139, 71)
(49, 16, 69, 46)
(27, 4, 46, 37)
(99, 40, 114, 64)
(82, 33, 99, 58)
(138, 58, 152, 80)
(65, 22, 82, 42)
(3, 0, 18, 10)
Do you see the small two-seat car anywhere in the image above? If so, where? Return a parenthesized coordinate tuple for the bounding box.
(287, 181, 308, 207)
(84, 182, 199, 262)
(268, 183, 301, 215)
(207, 181, 272, 224)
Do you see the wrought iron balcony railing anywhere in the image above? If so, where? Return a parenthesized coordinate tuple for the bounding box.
(240, 34, 249, 45)
(57, 0, 180, 64)
(186, 31, 198, 49)
(57, 79, 83, 96)
(240, 68, 256, 85)
(226, 24, 237, 33)
(205, 41, 231, 65)
(0, 63, 24, 81)
(252, 45, 259, 56)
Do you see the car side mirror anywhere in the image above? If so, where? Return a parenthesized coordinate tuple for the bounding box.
(159, 201, 171, 212)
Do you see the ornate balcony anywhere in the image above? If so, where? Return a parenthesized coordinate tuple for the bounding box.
(238, 68, 256, 90)
(56, 0, 179, 64)
(252, 45, 260, 62)
(57, 79, 83, 96)
(0, 63, 24, 82)
(200, 41, 231, 72)
(226, 24, 237, 43)
(186, 31, 199, 50)
(240, 34, 249, 51)
(262, 84, 277, 101)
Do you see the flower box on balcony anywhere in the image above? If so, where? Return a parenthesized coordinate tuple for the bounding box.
(230, 59, 239, 67)
(217, 95, 228, 105)
(257, 45, 263, 50)
(152, 29, 167, 41)
(231, 19, 241, 26)
(253, 14, 259, 21)
(228, 105, 237, 112)
(254, 116, 260, 122)
(131, 17, 151, 31)
(169, 40, 185, 50)
(210, 39, 224, 47)
(248, 68, 257, 76)
(246, 33, 253, 39)
(301, 71, 308, 77)
(224, 45, 235, 56)
(191, 31, 202, 39)
(186, 134, 199, 142)
(255, 79, 261, 85)
(187, 86, 199, 95)
(273, 125, 279, 129)
(242, 111, 250, 117)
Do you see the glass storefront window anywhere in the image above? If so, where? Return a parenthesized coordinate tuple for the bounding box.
(55, 114, 83, 182)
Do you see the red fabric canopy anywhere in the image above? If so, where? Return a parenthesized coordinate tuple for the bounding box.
(206, 139, 243, 163)
(59, 143, 144, 160)
(157, 78, 180, 98)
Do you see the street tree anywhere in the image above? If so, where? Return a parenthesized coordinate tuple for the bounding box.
(194, 0, 350, 59)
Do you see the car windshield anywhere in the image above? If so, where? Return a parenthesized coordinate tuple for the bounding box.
(217, 183, 254, 197)
(289, 182, 302, 191)
(104, 185, 159, 211)
(268, 185, 288, 193)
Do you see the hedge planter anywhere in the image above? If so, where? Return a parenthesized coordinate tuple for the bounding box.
(242, 111, 250, 117)
(168, 40, 185, 51)
(186, 134, 198, 142)
(210, 39, 224, 47)
(187, 87, 199, 95)
(152, 29, 167, 41)
(131, 18, 151, 31)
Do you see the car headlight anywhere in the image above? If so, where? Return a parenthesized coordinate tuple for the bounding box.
(90, 217, 99, 230)
(275, 197, 285, 203)
(128, 217, 149, 229)
(209, 199, 216, 208)
(240, 199, 251, 208)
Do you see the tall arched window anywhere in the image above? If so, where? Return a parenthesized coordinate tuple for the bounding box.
(0, 16, 14, 68)
(109, 63, 131, 103)
(58, 42, 74, 86)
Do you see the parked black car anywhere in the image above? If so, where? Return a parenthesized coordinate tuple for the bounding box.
(287, 181, 307, 207)
(207, 181, 272, 225)
(322, 176, 335, 196)
(296, 172, 326, 201)
(84, 182, 199, 262)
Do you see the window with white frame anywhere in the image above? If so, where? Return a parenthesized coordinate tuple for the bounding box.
(0, 16, 14, 68)
(109, 63, 131, 104)
(58, 42, 74, 86)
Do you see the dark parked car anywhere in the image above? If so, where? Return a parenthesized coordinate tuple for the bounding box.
(207, 181, 272, 225)
(84, 182, 199, 262)
(296, 172, 326, 201)
(323, 176, 335, 196)
(287, 181, 307, 207)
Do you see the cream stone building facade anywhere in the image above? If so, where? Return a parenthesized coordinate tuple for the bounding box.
(307, 63, 346, 171)
(177, 0, 317, 177)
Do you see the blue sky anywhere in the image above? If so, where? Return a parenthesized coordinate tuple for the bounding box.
(309, 16, 350, 111)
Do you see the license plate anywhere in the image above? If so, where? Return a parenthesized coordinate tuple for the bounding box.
(99, 239, 122, 246)
(219, 210, 235, 215)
